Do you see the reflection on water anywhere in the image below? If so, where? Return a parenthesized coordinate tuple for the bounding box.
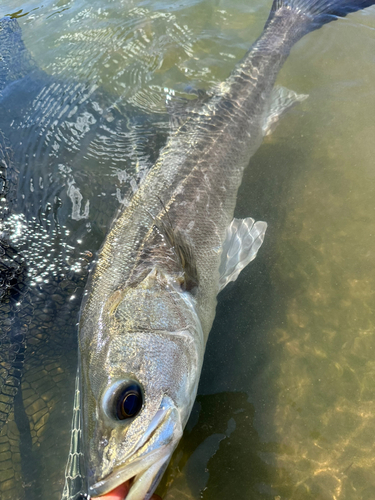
(0, 0, 374, 499)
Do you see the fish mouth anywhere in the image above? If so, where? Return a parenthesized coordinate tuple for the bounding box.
(90, 447, 170, 499)
(90, 404, 180, 500)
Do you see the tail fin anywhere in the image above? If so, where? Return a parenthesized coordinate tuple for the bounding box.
(266, 0, 375, 33)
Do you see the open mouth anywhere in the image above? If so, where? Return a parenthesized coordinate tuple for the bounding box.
(94, 481, 130, 499)
(90, 447, 170, 500)
(93, 479, 162, 500)
(90, 404, 179, 500)
(91, 451, 168, 500)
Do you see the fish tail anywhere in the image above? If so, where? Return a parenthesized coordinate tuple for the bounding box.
(265, 0, 375, 35)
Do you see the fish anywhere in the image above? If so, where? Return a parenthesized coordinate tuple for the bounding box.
(78, 0, 375, 498)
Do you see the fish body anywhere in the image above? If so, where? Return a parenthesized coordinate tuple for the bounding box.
(78, 0, 375, 498)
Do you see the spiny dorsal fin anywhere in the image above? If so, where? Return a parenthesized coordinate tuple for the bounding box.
(166, 88, 211, 130)
(263, 86, 308, 136)
(219, 217, 267, 292)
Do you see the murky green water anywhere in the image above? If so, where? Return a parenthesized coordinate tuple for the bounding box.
(0, 0, 374, 499)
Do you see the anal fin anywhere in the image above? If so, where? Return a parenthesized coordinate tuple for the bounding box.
(263, 86, 308, 136)
(219, 217, 267, 292)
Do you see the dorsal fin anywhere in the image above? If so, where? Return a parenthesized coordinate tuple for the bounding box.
(166, 88, 211, 130)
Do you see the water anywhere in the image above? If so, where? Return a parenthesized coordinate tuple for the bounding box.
(0, 1, 374, 499)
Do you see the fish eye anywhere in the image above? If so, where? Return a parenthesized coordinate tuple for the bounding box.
(111, 382, 143, 421)
(115, 383, 143, 420)
(102, 379, 144, 422)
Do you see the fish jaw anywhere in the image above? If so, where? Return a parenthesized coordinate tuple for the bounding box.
(90, 451, 170, 500)
(93, 482, 130, 500)
(89, 398, 183, 500)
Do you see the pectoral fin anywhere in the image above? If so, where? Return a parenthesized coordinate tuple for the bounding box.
(219, 217, 267, 292)
(263, 86, 308, 136)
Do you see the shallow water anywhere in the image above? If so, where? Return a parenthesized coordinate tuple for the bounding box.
(0, 0, 374, 499)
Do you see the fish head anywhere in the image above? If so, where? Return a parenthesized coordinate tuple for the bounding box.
(79, 270, 204, 499)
